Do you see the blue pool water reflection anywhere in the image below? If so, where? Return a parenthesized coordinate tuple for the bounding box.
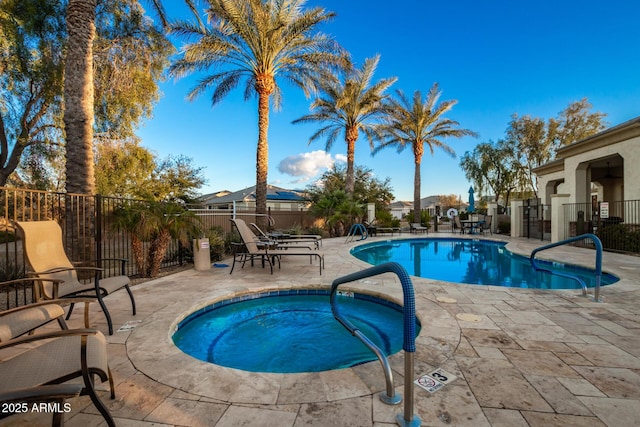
(351, 238, 618, 289)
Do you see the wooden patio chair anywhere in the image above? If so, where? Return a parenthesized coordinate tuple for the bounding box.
(16, 220, 136, 335)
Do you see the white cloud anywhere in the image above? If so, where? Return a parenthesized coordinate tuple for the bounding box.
(277, 150, 342, 182)
(335, 154, 348, 163)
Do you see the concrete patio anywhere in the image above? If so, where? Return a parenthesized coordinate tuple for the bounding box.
(3, 233, 640, 426)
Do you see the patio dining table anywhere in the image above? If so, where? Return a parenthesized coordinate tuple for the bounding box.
(461, 219, 485, 234)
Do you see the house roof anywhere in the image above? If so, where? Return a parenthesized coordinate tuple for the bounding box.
(201, 185, 308, 205)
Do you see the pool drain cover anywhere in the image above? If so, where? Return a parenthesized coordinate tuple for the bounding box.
(456, 313, 482, 323)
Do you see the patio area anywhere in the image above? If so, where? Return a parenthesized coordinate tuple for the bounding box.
(4, 232, 640, 426)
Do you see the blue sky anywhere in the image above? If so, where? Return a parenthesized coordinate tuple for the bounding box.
(136, 0, 640, 201)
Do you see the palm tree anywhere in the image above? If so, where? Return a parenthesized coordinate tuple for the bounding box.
(112, 200, 201, 278)
(374, 83, 477, 224)
(169, 0, 347, 228)
(292, 55, 396, 195)
(64, 0, 97, 195)
(63, 0, 199, 195)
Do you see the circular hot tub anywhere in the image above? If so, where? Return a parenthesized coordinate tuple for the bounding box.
(172, 289, 420, 373)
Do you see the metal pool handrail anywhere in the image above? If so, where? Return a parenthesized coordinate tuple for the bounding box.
(530, 233, 603, 302)
(345, 223, 368, 243)
(330, 262, 421, 427)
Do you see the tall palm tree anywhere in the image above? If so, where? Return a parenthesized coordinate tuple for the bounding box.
(292, 55, 396, 195)
(374, 83, 477, 224)
(64, 0, 199, 195)
(169, 0, 347, 228)
(64, 0, 97, 195)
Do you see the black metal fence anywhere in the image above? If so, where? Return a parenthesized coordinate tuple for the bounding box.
(519, 199, 551, 241)
(563, 200, 640, 254)
(0, 187, 185, 280)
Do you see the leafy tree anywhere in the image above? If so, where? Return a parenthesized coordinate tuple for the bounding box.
(144, 154, 206, 203)
(459, 140, 518, 207)
(437, 194, 460, 210)
(374, 84, 477, 223)
(306, 164, 393, 235)
(1, 0, 175, 190)
(93, 0, 174, 141)
(169, 0, 348, 229)
(506, 99, 607, 197)
(550, 98, 607, 149)
(308, 164, 394, 211)
(292, 55, 396, 195)
(95, 140, 206, 202)
(0, 0, 65, 187)
(95, 139, 156, 197)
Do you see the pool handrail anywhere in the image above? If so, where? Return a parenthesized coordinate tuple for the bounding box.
(530, 233, 603, 302)
(330, 262, 420, 427)
(345, 223, 368, 243)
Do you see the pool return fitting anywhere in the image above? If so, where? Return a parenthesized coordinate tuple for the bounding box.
(330, 262, 421, 427)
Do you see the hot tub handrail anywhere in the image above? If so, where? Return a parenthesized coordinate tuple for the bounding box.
(530, 233, 603, 301)
(330, 262, 420, 427)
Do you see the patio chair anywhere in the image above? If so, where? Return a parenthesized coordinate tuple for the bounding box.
(0, 302, 116, 426)
(249, 222, 320, 249)
(16, 220, 136, 335)
(480, 215, 492, 235)
(1, 278, 95, 338)
(410, 223, 428, 234)
(453, 216, 467, 234)
(231, 219, 324, 275)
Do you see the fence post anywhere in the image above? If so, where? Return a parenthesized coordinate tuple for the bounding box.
(95, 194, 102, 263)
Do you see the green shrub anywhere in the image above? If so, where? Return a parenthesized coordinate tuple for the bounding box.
(205, 226, 227, 261)
(498, 221, 511, 234)
(598, 224, 640, 253)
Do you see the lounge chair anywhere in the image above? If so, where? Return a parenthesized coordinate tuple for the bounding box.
(249, 222, 321, 249)
(16, 220, 135, 335)
(410, 223, 428, 234)
(0, 301, 116, 426)
(231, 219, 324, 275)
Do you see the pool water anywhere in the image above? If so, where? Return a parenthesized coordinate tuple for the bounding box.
(351, 238, 619, 289)
(172, 291, 419, 373)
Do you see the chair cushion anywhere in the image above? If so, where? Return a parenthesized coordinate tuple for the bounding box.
(0, 304, 66, 342)
(0, 332, 109, 391)
(50, 275, 130, 298)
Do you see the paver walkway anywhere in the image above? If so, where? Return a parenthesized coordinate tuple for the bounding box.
(3, 234, 640, 426)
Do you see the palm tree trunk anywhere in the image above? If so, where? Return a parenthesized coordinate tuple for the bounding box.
(255, 75, 274, 230)
(147, 229, 171, 278)
(413, 143, 424, 224)
(63, 0, 96, 262)
(413, 158, 421, 224)
(64, 0, 96, 195)
(131, 235, 146, 277)
(345, 127, 358, 196)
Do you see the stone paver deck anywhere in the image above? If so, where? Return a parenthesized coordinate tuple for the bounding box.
(2, 233, 640, 426)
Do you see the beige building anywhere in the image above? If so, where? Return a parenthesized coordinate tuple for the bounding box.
(529, 116, 640, 242)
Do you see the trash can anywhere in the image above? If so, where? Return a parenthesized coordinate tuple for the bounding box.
(193, 238, 211, 271)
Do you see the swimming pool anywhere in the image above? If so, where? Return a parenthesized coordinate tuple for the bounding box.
(351, 238, 619, 289)
(172, 290, 420, 373)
